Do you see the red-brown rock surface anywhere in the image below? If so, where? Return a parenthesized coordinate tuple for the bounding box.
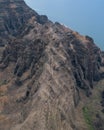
(0, 0, 104, 130)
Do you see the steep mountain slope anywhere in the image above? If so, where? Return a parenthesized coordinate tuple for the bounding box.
(0, 0, 48, 46)
(0, 0, 104, 130)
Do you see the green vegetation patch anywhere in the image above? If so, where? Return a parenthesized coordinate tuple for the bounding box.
(0, 80, 8, 86)
(82, 106, 94, 130)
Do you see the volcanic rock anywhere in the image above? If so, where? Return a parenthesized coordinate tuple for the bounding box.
(0, 0, 104, 130)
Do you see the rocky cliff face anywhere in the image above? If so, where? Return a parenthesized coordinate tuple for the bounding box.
(0, 0, 104, 130)
(0, 0, 48, 46)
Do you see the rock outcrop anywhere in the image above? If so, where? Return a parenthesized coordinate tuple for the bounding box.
(0, 0, 104, 130)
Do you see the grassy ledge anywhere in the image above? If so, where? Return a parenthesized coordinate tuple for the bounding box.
(82, 107, 94, 130)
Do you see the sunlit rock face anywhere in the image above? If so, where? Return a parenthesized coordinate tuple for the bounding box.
(0, 0, 104, 130)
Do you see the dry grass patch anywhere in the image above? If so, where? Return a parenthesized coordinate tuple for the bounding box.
(72, 31, 88, 43)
